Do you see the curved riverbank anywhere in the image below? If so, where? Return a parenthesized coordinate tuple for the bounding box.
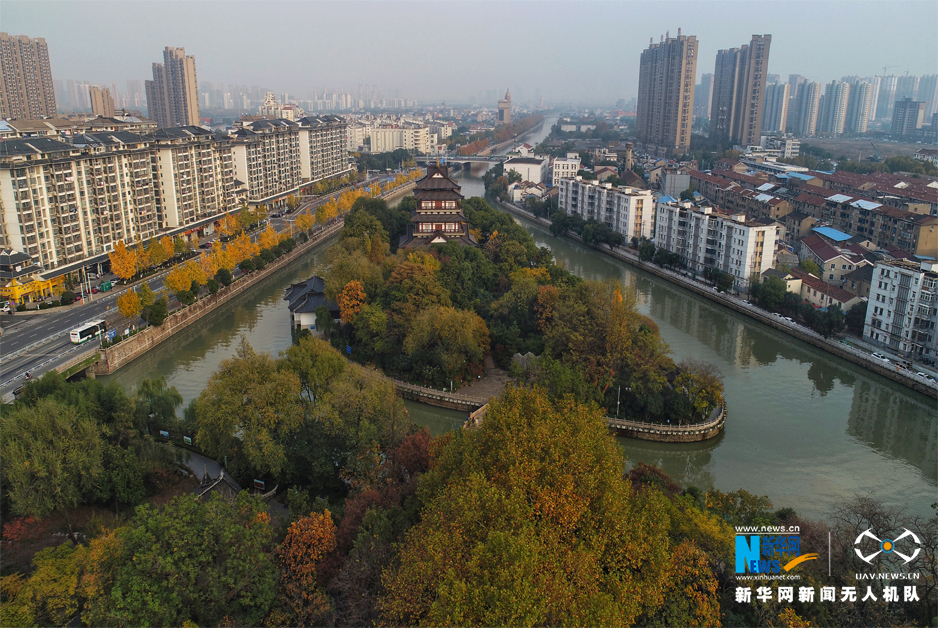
(492, 197, 938, 400)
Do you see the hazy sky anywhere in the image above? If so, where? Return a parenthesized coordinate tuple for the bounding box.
(4, 0, 937, 104)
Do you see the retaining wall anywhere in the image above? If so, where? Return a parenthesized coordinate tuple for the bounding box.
(605, 401, 726, 443)
(95, 221, 344, 375)
(495, 199, 938, 400)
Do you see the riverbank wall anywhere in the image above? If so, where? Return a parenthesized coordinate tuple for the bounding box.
(94, 220, 345, 375)
(493, 198, 938, 400)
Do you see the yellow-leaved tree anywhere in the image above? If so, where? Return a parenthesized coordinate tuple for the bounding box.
(337, 280, 366, 322)
(214, 241, 235, 271)
(117, 289, 142, 320)
(259, 224, 280, 250)
(109, 241, 137, 282)
(134, 243, 150, 275)
(164, 264, 191, 295)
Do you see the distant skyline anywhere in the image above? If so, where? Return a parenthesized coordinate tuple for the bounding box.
(4, 0, 937, 105)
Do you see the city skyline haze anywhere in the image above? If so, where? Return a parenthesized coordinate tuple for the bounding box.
(3, 0, 937, 105)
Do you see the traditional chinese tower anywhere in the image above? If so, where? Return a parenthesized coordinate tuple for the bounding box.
(398, 164, 477, 248)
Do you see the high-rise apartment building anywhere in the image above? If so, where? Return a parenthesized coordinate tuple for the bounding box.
(793, 81, 821, 137)
(865, 75, 882, 121)
(762, 82, 790, 134)
(694, 73, 714, 120)
(891, 98, 925, 136)
(89, 85, 115, 117)
(863, 259, 938, 361)
(145, 47, 200, 128)
(0, 32, 57, 120)
(918, 75, 938, 118)
(894, 75, 920, 102)
(875, 75, 898, 121)
(844, 81, 872, 134)
(709, 34, 772, 146)
(636, 31, 698, 155)
(557, 178, 654, 240)
(818, 81, 850, 136)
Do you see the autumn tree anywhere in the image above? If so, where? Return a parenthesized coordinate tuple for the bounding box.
(108, 240, 137, 282)
(133, 242, 150, 275)
(214, 240, 236, 271)
(402, 305, 490, 385)
(194, 337, 303, 478)
(259, 223, 281, 250)
(138, 282, 155, 308)
(147, 236, 167, 267)
(379, 387, 680, 626)
(159, 235, 174, 262)
(164, 264, 192, 295)
(674, 359, 725, 424)
(271, 511, 337, 626)
(337, 280, 366, 322)
(116, 289, 142, 320)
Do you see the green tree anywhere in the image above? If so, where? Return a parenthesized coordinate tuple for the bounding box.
(799, 258, 822, 277)
(195, 337, 303, 478)
(85, 493, 277, 627)
(1, 398, 105, 534)
(756, 275, 787, 311)
(845, 301, 868, 335)
(281, 335, 346, 403)
(674, 359, 724, 424)
(134, 375, 183, 435)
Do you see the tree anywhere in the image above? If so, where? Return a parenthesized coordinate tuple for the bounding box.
(281, 335, 346, 403)
(259, 223, 281, 250)
(674, 359, 724, 424)
(756, 276, 787, 311)
(0, 398, 105, 534)
(164, 264, 192, 295)
(86, 493, 277, 627)
(194, 337, 303, 478)
(108, 240, 137, 282)
(337, 280, 366, 322)
(0, 543, 86, 627)
(116, 289, 142, 320)
(379, 387, 688, 626)
(638, 240, 656, 261)
(679, 186, 696, 201)
(402, 305, 490, 385)
(159, 235, 174, 262)
(273, 511, 337, 626)
(286, 195, 300, 213)
(216, 267, 233, 287)
(147, 237, 167, 267)
(134, 242, 150, 275)
(138, 283, 155, 308)
(799, 258, 822, 277)
(147, 297, 168, 326)
(845, 301, 867, 335)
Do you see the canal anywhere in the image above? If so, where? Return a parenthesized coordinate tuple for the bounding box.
(103, 117, 936, 520)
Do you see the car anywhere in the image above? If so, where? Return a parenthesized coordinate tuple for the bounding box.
(0, 304, 10, 313)
(871, 353, 890, 362)
(915, 372, 927, 377)
(91, 287, 100, 294)
(783, 316, 794, 323)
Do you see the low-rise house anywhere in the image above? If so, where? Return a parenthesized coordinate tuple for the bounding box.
(843, 264, 874, 299)
(284, 276, 340, 337)
(791, 267, 862, 311)
(504, 156, 549, 185)
(509, 181, 548, 203)
(798, 234, 869, 287)
(782, 211, 817, 242)
(761, 267, 802, 294)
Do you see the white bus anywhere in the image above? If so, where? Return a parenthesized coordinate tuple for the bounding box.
(70, 320, 107, 344)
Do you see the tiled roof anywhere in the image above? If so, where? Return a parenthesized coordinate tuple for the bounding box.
(791, 268, 858, 303)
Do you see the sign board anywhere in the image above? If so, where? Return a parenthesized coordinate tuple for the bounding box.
(159, 430, 169, 439)
(346, 345, 352, 355)
(253, 479, 266, 491)
(105, 330, 117, 340)
(183, 436, 192, 445)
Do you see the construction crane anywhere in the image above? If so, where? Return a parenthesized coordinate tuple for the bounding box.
(882, 64, 896, 75)
(868, 140, 884, 162)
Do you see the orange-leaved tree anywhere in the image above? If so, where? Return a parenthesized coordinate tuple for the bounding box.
(159, 236, 175, 262)
(147, 237, 167, 267)
(109, 241, 137, 282)
(259, 224, 280, 250)
(337, 280, 366, 322)
(272, 511, 337, 626)
(164, 264, 192, 295)
(213, 241, 235, 272)
(134, 243, 150, 275)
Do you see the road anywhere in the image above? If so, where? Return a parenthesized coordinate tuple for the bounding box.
(0, 173, 391, 398)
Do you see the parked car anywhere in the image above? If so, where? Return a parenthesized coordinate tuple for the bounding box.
(0, 303, 10, 313)
(871, 353, 890, 362)
(91, 286, 100, 294)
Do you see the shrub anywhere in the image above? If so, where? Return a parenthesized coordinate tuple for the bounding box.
(239, 259, 255, 273)
(175, 290, 195, 306)
(270, 246, 283, 258)
(16, 303, 26, 312)
(260, 249, 276, 264)
(38, 302, 51, 310)
(60, 290, 76, 305)
(216, 268, 233, 286)
(253, 256, 266, 271)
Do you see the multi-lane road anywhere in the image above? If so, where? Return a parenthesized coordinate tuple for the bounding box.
(0, 174, 390, 398)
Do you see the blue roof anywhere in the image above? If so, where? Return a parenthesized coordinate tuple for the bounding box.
(658, 194, 677, 203)
(812, 226, 852, 242)
(787, 172, 816, 181)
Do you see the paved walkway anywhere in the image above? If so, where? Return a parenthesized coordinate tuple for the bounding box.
(458, 355, 512, 399)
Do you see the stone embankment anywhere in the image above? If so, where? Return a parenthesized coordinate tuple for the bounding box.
(94, 220, 345, 375)
(494, 199, 938, 400)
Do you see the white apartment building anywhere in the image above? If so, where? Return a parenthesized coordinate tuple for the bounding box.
(369, 125, 436, 154)
(551, 153, 581, 185)
(258, 91, 306, 121)
(230, 119, 302, 205)
(297, 115, 350, 183)
(0, 134, 157, 269)
(149, 126, 236, 229)
(503, 157, 549, 185)
(863, 259, 938, 360)
(347, 123, 368, 152)
(654, 200, 778, 288)
(558, 177, 655, 240)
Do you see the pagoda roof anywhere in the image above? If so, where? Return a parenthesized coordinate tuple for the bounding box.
(414, 189, 464, 200)
(411, 212, 467, 222)
(415, 164, 462, 192)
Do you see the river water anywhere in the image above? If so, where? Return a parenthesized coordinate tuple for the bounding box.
(103, 117, 937, 520)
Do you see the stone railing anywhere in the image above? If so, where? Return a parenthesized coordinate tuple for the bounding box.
(604, 399, 726, 443)
(378, 374, 489, 412)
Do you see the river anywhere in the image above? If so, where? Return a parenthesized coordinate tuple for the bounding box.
(103, 116, 936, 520)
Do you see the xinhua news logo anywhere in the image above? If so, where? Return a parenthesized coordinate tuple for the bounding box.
(736, 530, 818, 575)
(854, 528, 921, 565)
